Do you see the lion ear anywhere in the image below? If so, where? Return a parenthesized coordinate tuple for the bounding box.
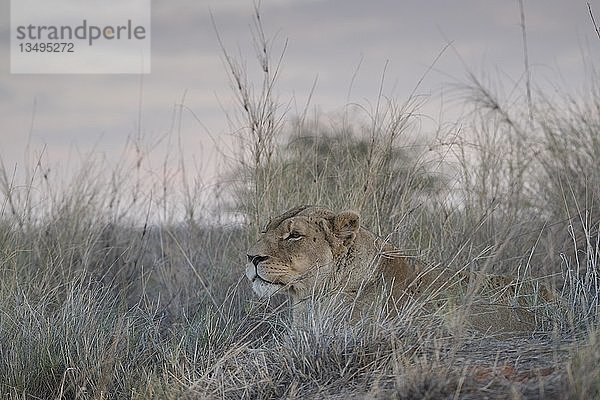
(333, 210, 360, 244)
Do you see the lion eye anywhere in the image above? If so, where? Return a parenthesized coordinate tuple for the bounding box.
(286, 231, 303, 241)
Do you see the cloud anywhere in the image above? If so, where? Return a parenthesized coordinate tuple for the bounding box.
(0, 0, 593, 182)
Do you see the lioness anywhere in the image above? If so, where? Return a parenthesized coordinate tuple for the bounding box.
(245, 205, 553, 336)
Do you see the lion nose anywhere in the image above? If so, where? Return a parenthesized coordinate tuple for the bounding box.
(247, 255, 268, 266)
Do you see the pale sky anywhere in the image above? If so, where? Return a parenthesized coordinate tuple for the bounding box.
(0, 0, 596, 190)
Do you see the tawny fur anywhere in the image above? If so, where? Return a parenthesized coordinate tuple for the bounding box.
(245, 206, 554, 336)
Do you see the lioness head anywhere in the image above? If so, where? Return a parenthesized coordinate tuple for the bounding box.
(245, 205, 362, 300)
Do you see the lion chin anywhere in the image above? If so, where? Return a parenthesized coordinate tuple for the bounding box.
(245, 264, 284, 298)
(244, 205, 557, 337)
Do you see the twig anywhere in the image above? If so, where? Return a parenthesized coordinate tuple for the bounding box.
(588, 2, 600, 40)
(518, 0, 533, 126)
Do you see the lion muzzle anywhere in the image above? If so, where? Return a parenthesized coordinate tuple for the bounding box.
(245, 255, 285, 298)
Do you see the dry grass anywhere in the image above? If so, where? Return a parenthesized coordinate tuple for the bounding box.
(1, 9, 600, 400)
